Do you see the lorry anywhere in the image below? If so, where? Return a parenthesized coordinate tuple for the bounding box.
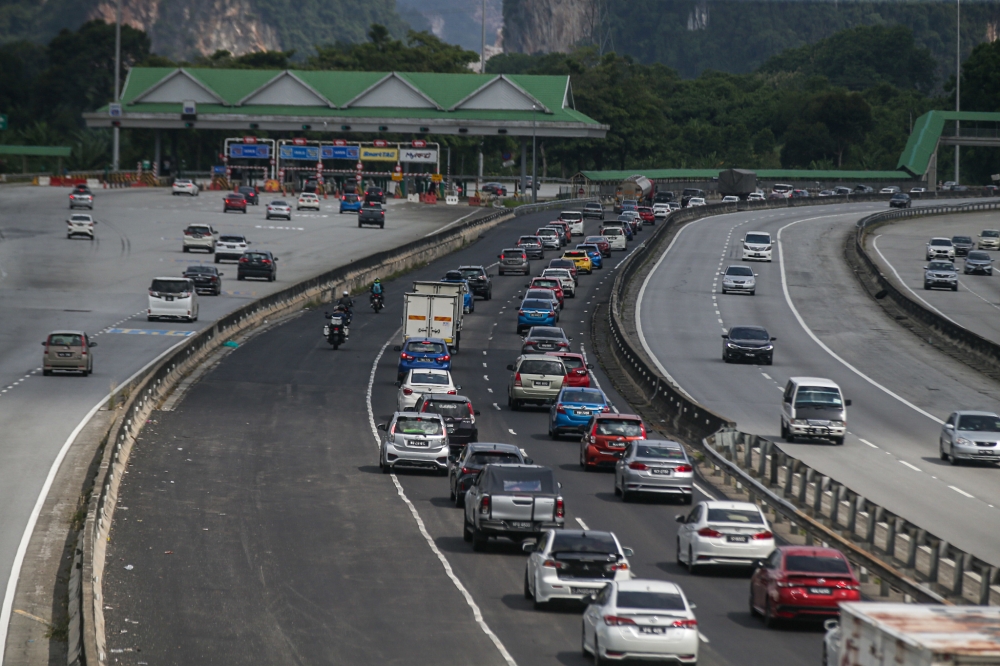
(462, 464, 565, 551)
(718, 168, 757, 197)
(823, 602, 1000, 666)
(615, 175, 653, 211)
(403, 281, 465, 352)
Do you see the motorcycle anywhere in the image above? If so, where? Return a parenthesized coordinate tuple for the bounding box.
(370, 292, 384, 313)
(323, 311, 348, 349)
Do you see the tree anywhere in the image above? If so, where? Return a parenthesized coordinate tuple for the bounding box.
(307, 25, 479, 72)
(954, 38, 1000, 112)
(808, 90, 874, 167)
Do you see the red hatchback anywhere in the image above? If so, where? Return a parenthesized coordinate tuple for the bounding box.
(528, 277, 564, 306)
(636, 207, 655, 224)
(224, 192, 247, 213)
(579, 414, 646, 469)
(750, 546, 861, 626)
(546, 352, 591, 387)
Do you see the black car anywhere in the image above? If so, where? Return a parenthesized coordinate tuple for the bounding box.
(653, 190, 675, 203)
(365, 186, 386, 204)
(238, 186, 259, 205)
(722, 325, 776, 365)
(681, 188, 706, 207)
(481, 182, 508, 197)
(889, 193, 912, 209)
(833, 186, 852, 195)
(457, 265, 493, 300)
(521, 326, 571, 354)
(237, 250, 278, 281)
(952, 235, 975, 257)
(853, 184, 874, 194)
(582, 202, 605, 220)
(182, 265, 223, 296)
(358, 201, 385, 228)
(447, 442, 529, 507)
(414, 393, 481, 451)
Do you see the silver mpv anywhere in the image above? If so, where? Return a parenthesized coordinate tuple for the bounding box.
(379, 412, 450, 474)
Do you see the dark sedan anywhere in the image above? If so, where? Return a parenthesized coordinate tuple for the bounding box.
(237, 250, 278, 281)
(964, 250, 994, 275)
(582, 202, 605, 220)
(448, 442, 528, 507)
(722, 325, 776, 365)
(889, 193, 911, 208)
(182, 265, 224, 295)
(952, 235, 975, 257)
(516, 235, 545, 260)
(458, 265, 493, 300)
(521, 326, 571, 354)
(238, 186, 259, 205)
(414, 393, 481, 450)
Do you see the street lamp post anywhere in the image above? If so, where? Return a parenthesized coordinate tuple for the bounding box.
(955, 0, 961, 184)
(531, 104, 537, 204)
(480, 0, 487, 73)
(112, 0, 121, 172)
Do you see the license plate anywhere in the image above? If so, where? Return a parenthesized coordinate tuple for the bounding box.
(575, 410, 591, 416)
(571, 587, 595, 595)
(726, 535, 749, 543)
(651, 468, 672, 475)
(510, 521, 532, 529)
(57, 352, 73, 358)
(407, 441, 429, 447)
(534, 381, 550, 387)
(531, 313, 542, 318)
(166, 296, 174, 301)
(809, 587, 832, 595)
(639, 627, 667, 635)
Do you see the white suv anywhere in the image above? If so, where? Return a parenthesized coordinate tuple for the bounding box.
(66, 214, 96, 239)
(182, 224, 217, 253)
(926, 237, 955, 260)
(297, 193, 320, 210)
(147, 277, 199, 322)
(741, 231, 772, 262)
(172, 179, 199, 196)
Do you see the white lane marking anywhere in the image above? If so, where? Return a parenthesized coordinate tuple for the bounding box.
(483, 375, 489, 381)
(493, 403, 501, 411)
(482, 362, 488, 368)
(0, 336, 190, 662)
(900, 460, 922, 472)
(949, 485, 974, 498)
(365, 329, 517, 666)
(482, 351, 487, 355)
(699, 632, 711, 644)
(423, 209, 480, 237)
(575, 517, 590, 530)
(871, 235, 958, 324)
(956, 277, 1000, 313)
(693, 482, 716, 498)
(761, 373, 772, 380)
(508, 428, 517, 436)
(859, 438, 879, 449)
(777, 217, 944, 425)
(487, 388, 493, 393)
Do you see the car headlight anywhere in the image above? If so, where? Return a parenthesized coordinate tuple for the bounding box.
(791, 419, 808, 425)
(830, 421, 845, 427)
(761, 344, 773, 351)
(956, 437, 973, 446)
(726, 342, 738, 349)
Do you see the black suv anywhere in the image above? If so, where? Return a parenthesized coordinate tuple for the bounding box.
(582, 202, 605, 220)
(365, 186, 386, 204)
(889, 193, 912, 209)
(457, 265, 493, 300)
(414, 393, 481, 450)
(237, 250, 278, 281)
(653, 190, 675, 203)
(681, 188, 706, 207)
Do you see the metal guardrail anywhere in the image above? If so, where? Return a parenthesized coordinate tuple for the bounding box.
(602, 197, 1000, 607)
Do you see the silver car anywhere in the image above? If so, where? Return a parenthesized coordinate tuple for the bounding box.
(614, 440, 694, 503)
(720, 265, 756, 295)
(523, 529, 633, 608)
(923, 260, 958, 291)
(378, 412, 450, 474)
(925, 237, 955, 260)
(964, 250, 994, 275)
(978, 230, 1000, 250)
(940, 411, 1000, 465)
(535, 228, 562, 250)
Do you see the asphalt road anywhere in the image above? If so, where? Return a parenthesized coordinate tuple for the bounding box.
(101, 209, 823, 666)
(637, 200, 1000, 568)
(0, 184, 477, 654)
(866, 211, 1000, 345)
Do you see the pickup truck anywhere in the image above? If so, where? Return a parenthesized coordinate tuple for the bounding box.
(463, 464, 564, 551)
(358, 202, 385, 228)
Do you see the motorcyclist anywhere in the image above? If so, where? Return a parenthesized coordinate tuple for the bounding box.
(337, 290, 354, 314)
(369, 278, 384, 306)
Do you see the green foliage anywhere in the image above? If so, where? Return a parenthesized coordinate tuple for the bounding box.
(307, 25, 479, 72)
(956, 39, 1000, 113)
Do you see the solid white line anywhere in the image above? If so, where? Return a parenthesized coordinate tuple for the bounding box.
(871, 235, 958, 324)
(949, 485, 975, 498)
(423, 210, 480, 237)
(777, 217, 944, 425)
(508, 428, 517, 436)
(899, 460, 922, 472)
(365, 329, 516, 666)
(575, 517, 590, 530)
(693, 482, 716, 499)
(859, 438, 879, 449)
(0, 336, 189, 662)
(957, 277, 1000, 313)
(761, 373, 772, 380)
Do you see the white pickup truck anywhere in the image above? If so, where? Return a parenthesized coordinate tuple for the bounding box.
(463, 464, 564, 551)
(403, 282, 465, 352)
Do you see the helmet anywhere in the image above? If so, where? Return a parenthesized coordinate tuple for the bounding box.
(343, 290, 349, 296)
(374, 278, 380, 283)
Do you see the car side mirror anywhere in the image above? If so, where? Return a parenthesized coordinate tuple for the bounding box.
(945, 423, 954, 429)
(393, 345, 401, 351)
(247, 241, 251, 244)
(376, 423, 386, 431)
(721, 333, 728, 338)
(557, 482, 562, 490)
(754, 272, 759, 276)
(675, 515, 686, 523)
(394, 381, 402, 388)
(521, 542, 536, 553)
(41, 341, 46, 345)
(219, 273, 224, 276)
(274, 257, 279, 261)
(506, 364, 515, 371)
(845, 399, 852, 407)
(89, 342, 97, 347)
(524, 457, 533, 465)
(623, 547, 634, 557)
(770, 337, 777, 341)
(456, 385, 462, 390)
(752, 559, 764, 571)
(474, 410, 481, 416)
(497, 255, 502, 259)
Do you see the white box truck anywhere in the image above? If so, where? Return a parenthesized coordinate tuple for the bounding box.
(403, 283, 463, 352)
(824, 602, 1000, 666)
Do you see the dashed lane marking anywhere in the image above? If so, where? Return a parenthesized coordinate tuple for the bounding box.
(106, 328, 195, 337)
(508, 428, 517, 436)
(859, 438, 879, 449)
(493, 403, 501, 411)
(899, 460, 922, 472)
(575, 517, 590, 530)
(949, 486, 974, 498)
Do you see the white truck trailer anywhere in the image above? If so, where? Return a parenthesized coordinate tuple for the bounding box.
(402, 282, 465, 352)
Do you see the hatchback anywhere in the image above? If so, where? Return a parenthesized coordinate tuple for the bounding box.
(548, 258, 578, 281)
(378, 412, 449, 474)
(576, 244, 603, 270)
(676, 501, 775, 571)
(238, 186, 259, 205)
(964, 251, 994, 275)
(457, 265, 493, 300)
(545, 351, 591, 387)
(601, 227, 627, 251)
(518, 298, 558, 333)
(215, 234, 250, 262)
(66, 214, 96, 240)
(68, 189, 93, 209)
(449, 443, 527, 506)
(524, 530, 633, 608)
(498, 248, 530, 276)
(396, 368, 457, 411)
(750, 546, 860, 626)
(580, 414, 645, 470)
(585, 235, 611, 257)
(42, 330, 96, 376)
(266, 200, 292, 220)
(562, 249, 593, 274)
(940, 410, 1000, 465)
(223, 192, 247, 213)
(636, 207, 655, 224)
(527, 277, 564, 306)
(148, 277, 198, 322)
(414, 393, 479, 449)
(521, 326, 571, 354)
(237, 251, 278, 281)
(395, 337, 451, 382)
(339, 193, 362, 213)
(507, 354, 566, 409)
(549, 387, 610, 438)
(535, 228, 562, 250)
(616, 440, 693, 503)
(182, 265, 223, 296)
(582, 202, 605, 220)
(558, 211, 585, 236)
(516, 235, 545, 259)
(952, 235, 975, 257)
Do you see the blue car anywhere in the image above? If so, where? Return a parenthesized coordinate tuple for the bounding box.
(548, 387, 611, 439)
(339, 193, 362, 213)
(576, 244, 603, 270)
(517, 298, 558, 333)
(396, 337, 451, 382)
(442, 271, 474, 314)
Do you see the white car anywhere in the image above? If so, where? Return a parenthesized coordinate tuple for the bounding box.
(297, 193, 320, 211)
(601, 226, 627, 251)
(687, 197, 707, 207)
(523, 529, 633, 608)
(741, 231, 772, 262)
(182, 224, 217, 253)
(652, 203, 670, 218)
(215, 234, 249, 262)
(147, 277, 199, 322)
(748, 192, 765, 202)
(721, 195, 740, 203)
(541, 268, 576, 297)
(172, 179, 199, 196)
(720, 264, 756, 294)
(909, 187, 927, 194)
(66, 213, 96, 239)
(582, 579, 699, 665)
(675, 500, 775, 571)
(879, 186, 901, 194)
(396, 368, 457, 412)
(926, 237, 955, 260)
(266, 200, 292, 220)
(559, 211, 585, 236)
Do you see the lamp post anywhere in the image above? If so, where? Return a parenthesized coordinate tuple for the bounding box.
(955, 0, 961, 184)
(531, 104, 538, 204)
(112, 0, 121, 172)
(480, 0, 487, 73)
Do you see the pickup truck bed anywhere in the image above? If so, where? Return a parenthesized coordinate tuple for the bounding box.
(463, 464, 564, 551)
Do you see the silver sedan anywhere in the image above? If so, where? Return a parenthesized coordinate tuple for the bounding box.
(614, 439, 694, 503)
(940, 411, 1000, 465)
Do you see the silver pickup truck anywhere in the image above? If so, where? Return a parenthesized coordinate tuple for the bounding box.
(463, 464, 564, 551)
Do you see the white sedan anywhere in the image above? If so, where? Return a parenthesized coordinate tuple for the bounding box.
(524, 529, 632, 608)
(266, 200, 292, 220)
(721, 195, 740, 203)
(652, 203, 670, 218)
(297, 193, 321, 210)
(582, 579, 699, 665)
(172, 179, 199, 196)
(675, 500, 775, 572)
(396, 369, 457, 412)
(66, 213, 96, 239)
(687, 197, 707, 207)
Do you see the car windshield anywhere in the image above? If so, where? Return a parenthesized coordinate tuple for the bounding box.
(745, 234, 770, 245)
(406, 341, 445, 354)
(537, 229, 556, 236)
(534, 280, 559, 289)
(519, 360, 565, 376)
(526, 290, 555, 300)
(795, 386, 843, 408)
(245, 252, 270, 261)
(707, 508, 764, 524)
(228, 193, 245, 199)
(469, 451, 521, 465)
(561, 213, 583, 220)
(394, 417, 443, 436)
(70, 215, 91, 222)
(636, 445, 685, 460)
(530, 328, 565, 339)
(410, 372, 449, 385)
(150, 279, 190, 294)
(502, 251, 525, 259)
(239, 187, 254, 193)
(561, 390, 604, 404)
(953, 236, 973, 244)
(219, 235, 246, 243)
(578, 245, 598, 252)
(983, 230, 999, 238)
(931, 239, 952, 246)
(968, 252, 991, 261)
(557, 356, 584, 369)
(459, 269, 483, 279)
(726, 267, 754, 277)
(564, 252, 585, 258)
(551, 532, 617, 554)
(604, 229, 622, 236)
(185, 266, 214, 274)
(957, 414, 1000, 431)
(522, 300, 553, 310)
(928, 261, 955, 271)
(597, 420, 643, 437)
(585, 203, 601, 210)
(423, 401, 471, 418)
(784, 555, 850, 574)
(343, 194, 359, 202)
(730, 327, 769, 340)
(616, 591, 685, 611)
(271, 201, 288, 206)
(49, 334, 82, 346)
(550, 261, 574, 269)
(586, 237, 605, 243)
(187, 226, 211, 233)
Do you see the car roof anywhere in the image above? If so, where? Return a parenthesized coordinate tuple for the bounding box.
(457, 265, 485, 270)
(788, 377, 840, 389)
(930, 237, 952, 241)
(954, 410, 1000, 417)
(560, 387, 603, 395)
(744, 230, 770, 236)
(638, 438, 682, 448)
(520, 353, 564, 361)
(546, 351, 584, 359)
(467, 442, 522, 453)
(702, 500, 761, 511)
(406, 336, 448, 344)
(615, 579, 682, 595)
(502, 247, 526, 253)
(393, 411, 444, 419)
(527, 326, 565, 335)
(419, 393, 468, 403)
(49, 329, 86, 336)
(152, 276, 190, 281)
(593, 413, 641, 421)
(778, 545, 845, 559)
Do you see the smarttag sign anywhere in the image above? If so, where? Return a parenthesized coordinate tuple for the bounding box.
(400, 148, 437, 164)
(229, 144, 271, 159)
(360, 147, 399, 162)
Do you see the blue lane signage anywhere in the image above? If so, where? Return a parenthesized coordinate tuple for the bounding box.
(279, 145, 320, 161)
(229, 144, 270, 159)
(322, 145, 360, 160)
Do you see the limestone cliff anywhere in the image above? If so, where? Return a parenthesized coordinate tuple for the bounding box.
(502, 0, 597, 54)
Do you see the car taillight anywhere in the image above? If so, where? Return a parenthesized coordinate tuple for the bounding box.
(148, 290, 158, 297)
(239, 257, 249, 263)
(697, 528, 723, 538)
(519, 310, 526, 316)
(211, 276, 219, 282)
(261, 259, 271, 264)
(400, 353, 414, 361)
(775, 580, 796, 588)
(514, 373, 522, 387)
(479, 495, 491, 515)
(672, 619, 698, 629)
(675, 464, 693, 473)
(381, 211, 385, 215)
(402, 388, 413, 395)
(440, 355, 450, 362)
(183, 230, 192, 235)
(556, 404, 566, 414)
(542, 559, 565, 569)
(179, 291, 191, 298)
(603, 615, 636, 626)
(523, 341, 536, 347)
(606, 561, 629, 572)
(628, 462, 648, 470)
(447, 389, 457, 395)
(601, 406, 611, 412)
(555, 497, 564, 518)
(752, 531, 774, 540)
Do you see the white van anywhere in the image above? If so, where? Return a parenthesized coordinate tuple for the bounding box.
(601, 226, 627, 250)
(148, 277, 199, 322)
(741, 231, 773, 262)
(780, 377, 850, 445)
(559, 211, 585, 236)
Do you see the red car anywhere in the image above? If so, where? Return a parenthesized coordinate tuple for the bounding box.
(584, 235, 611, 257)
(636, 207, 655, 224)
(528, 277, 564, 306)
(548, 258, 577, 280)
(546, 352, 591, 387)
(579, 413, 646, 469)
(547, 220, 572, 244)
(750, 546, 861, 626)
(224, 192, 247, 213)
